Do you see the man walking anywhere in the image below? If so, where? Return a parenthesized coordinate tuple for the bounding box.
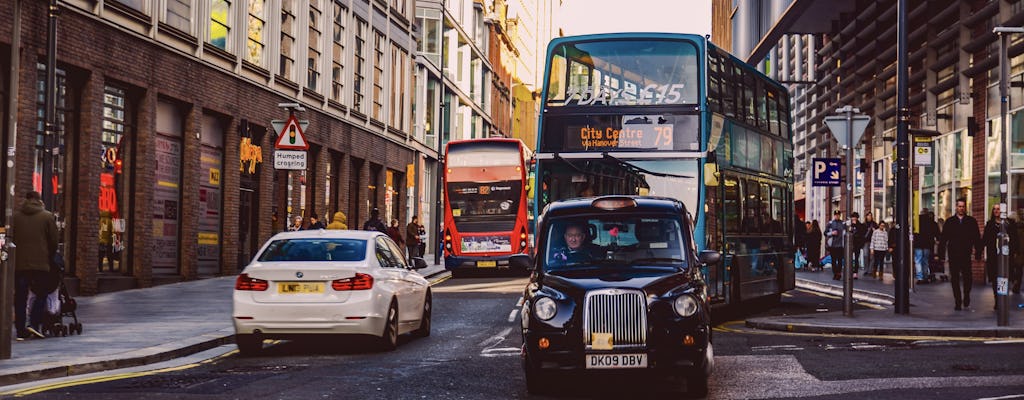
(825, 209, 846, 281)
(850, 212, 867, 278)
(940, 199, 981, 310)
(11, 191, 58, 340)
(362, 207, 386, 232)
(406, 216, 422, 263)
(981, 204, 1017, 308)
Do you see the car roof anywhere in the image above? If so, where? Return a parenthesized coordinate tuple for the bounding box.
(542, 195, 686, 219)
(267, 229, 385, 241)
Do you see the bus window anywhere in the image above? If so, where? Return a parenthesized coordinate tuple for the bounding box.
(724, 177, 740, 233)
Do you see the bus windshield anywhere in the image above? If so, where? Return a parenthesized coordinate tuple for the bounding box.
(545, 38, 700, 107)
(538, 157, 699, 215)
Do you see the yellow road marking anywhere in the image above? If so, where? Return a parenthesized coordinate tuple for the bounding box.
(2, 342, 259, 396)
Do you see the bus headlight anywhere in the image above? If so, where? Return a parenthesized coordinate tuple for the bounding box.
(674, 295, 699, 317)
(534, 297, 557, 321)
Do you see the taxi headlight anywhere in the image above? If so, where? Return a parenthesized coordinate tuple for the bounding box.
(674, 295, 699, 317)
(534, 297, 557, 321)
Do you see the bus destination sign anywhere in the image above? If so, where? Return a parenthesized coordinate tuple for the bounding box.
(568, 116, 674, 151)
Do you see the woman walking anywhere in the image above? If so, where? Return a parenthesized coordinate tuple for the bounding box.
(870, 222, 890, 279)
(805, 220, 823, 271)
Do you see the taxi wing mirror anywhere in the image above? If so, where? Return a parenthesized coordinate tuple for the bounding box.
(698, 250, 721, 265)
(509, 254, 534, 271)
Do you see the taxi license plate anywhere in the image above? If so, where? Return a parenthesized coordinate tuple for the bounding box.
(585, 353, 647, 369)
(476, 260, 497, 267)
(278, 282, 324, 294)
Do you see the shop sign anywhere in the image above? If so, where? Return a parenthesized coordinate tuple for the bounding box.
(240, 137, 262, 174)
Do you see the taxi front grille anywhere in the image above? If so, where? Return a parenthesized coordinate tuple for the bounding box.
(583, 289, 647, 349)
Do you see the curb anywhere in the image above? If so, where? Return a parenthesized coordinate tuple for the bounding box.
(796, 277, 894, 306)
(744, 318, 1024, 337)
(0, 331, 235, 387)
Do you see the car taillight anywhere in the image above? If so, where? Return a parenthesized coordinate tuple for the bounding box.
(332, 273, 374, 291)
(235, 274, 269, 291)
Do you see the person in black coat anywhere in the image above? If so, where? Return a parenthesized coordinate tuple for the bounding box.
(939, 199, 982, 310)
(805, 220, 823, 271)
(981, 204, 1018, 306)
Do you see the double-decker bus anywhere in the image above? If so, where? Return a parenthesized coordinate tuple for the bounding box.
(534, 32, 795, 307)
(443, 138, 533, 273)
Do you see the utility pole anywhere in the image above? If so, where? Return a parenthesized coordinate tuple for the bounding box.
(41, 0, 59, 210)
(433, 0, 447, 266)
(894, 0, 911, 314)
(993, 26, 1022, 326)
(1, 0, 23, 360)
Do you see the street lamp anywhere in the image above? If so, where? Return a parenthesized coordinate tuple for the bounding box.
(992, 26, 1022, 326)
(433, 0, 447, 266)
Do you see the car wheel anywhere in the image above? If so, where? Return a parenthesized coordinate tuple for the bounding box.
(236, 334, 263, 356)
(685, 374, 709, 398)
(412, 291, 432, 338)
(379, 300, 399, 351)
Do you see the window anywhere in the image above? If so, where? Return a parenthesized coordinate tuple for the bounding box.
(416, 8, 440, 61)
(246, 0, 266, 66)
(353, 17, 367, 112)
(307, 0, 322, 91)
(390, 0, 407, 17)
(280, 0, 297, 78)
(116, 0, 147, 13)
(210, 0, 231, 50)
(723, 177, 740, 233)
(331, 2, 347, 103)
(163, 0, 192, 33)
(389, 44, 408, 129)
(100, 85, 133, 274)
(373, 30, 385, 120)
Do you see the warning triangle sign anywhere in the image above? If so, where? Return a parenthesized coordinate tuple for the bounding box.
(275, 115, 309, 150)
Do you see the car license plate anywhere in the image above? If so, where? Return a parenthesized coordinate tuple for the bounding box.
(585, 353, 647, 369)
(278, 282, 324, 294)
(477, 260, 497, 267)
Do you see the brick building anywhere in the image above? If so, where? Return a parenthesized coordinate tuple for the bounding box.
(1, 0, 421, 294)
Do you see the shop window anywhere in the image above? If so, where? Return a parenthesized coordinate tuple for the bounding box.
(99, 85, 133, 274)
(153, 101, 184, 274)
(200, 115, 226, 275)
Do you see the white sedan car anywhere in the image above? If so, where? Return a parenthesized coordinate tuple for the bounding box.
(233, 229, 431, 355)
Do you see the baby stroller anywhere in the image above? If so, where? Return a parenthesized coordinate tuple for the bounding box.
(34, 255, 83, 337)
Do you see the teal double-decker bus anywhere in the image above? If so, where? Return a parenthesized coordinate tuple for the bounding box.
(534, 32, 795, 307)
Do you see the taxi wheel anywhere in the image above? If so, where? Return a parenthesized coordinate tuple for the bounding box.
(236, 334, 263, 356)
(379, 300, 399, 351)
(412, 291, 432, 338)
(685, 374, 708, 398)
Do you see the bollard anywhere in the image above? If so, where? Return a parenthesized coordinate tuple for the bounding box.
(997, 229, 1010, 326)
(0, 232, 15, 359)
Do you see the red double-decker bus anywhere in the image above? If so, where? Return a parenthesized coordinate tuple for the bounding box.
(443, 138, 532, 273)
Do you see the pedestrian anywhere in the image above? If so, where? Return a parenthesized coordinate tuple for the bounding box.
(362, 207, 386, 232)
(307, 212, 326, 230)
(981, 203, 1018, 308)
(326, 211, 348, 229)
(288, 215, 303, 232)
(825, 209, 846, 280)
(11, 191, 58, 340)
(806, 220, 823, 271)
(870, 221, 889, 279)
(406, 215, 422, 263)
(850, 212, 867, 278)
(862, 212, 879, 275)
(386, 219, 405, 249)
(939, 199, 981, 311)
(793, 214, 806, 252)
(914, 208, 940, 284)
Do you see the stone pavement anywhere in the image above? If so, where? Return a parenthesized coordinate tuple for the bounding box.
(747, 264, 1024, 337)
(0, 258, 451, 388)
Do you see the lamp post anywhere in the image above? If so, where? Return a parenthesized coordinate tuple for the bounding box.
(992, 26, 1022, 326)
(1, 0, 24, 360)
(894, 0, 910, 314)
(433, 0, 447, 266)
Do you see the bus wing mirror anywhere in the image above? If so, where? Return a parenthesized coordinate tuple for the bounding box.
(704, 162, 720, 187)
(698, 250, 721, 265)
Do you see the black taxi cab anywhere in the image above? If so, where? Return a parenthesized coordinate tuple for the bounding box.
(509, 196, 720, 396)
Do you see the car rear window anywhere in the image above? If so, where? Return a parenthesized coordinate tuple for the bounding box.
(257, 238, 367, 262)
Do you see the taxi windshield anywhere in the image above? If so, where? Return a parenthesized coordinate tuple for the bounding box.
(543, 215, 688, 271)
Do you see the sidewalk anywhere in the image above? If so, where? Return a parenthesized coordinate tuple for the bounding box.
(0, 258, 450, 388)
(747, 265, 1024, 337)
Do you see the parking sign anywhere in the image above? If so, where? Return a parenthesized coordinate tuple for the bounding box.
(811, 158, 841, 187)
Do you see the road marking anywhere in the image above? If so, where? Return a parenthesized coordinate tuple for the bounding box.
(751, 344, 804, 351)
(508, 309, 518, 323)
(976, 395, 1024, 400)
(516, 296, 524, 307)
(479, 327, 513, 350)
(985, 339, 1024, 345)
(481, 347, 521, 358)
(714, 320, 1006, 342)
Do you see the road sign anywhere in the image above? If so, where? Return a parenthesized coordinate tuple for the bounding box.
(811, 158, 841, 187)
(914, 140, 932, 166)
(824, 115, 871, 148)
(273, 115, 309, 150)
(274, 150, 307, 170)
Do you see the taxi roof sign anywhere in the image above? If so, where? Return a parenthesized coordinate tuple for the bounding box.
(275, 114, 309, 150)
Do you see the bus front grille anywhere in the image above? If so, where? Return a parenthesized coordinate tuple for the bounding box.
(583, 289, 647, 349)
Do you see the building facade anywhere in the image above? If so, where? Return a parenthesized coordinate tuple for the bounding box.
(732, 0, 1024, 281)
(1, 0, 420, 294)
